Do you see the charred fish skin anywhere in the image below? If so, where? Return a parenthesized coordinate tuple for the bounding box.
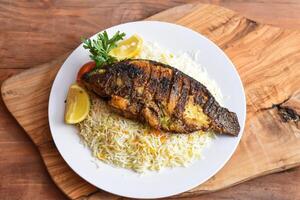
(81, 59, 240, 136)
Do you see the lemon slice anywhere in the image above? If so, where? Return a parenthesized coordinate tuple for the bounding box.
(110, 34, 143, 59)
(65, 84, 90, 124)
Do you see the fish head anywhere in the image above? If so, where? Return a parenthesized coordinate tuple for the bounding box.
(81, 66, 110, 98)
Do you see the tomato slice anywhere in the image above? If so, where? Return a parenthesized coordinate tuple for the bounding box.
(77, 61, 96, 82)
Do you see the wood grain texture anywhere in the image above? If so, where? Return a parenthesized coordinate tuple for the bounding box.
(2, 3, 300, 199)
(1, 0, 300, 69)
(1, 1, 300, 200)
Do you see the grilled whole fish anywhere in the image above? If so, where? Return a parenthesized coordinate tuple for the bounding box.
(81, 59, 240, 136)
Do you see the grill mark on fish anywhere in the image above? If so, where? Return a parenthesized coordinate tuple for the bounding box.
(136, 61, 153, 109)
(174, 74, 190, 119)
(167, 70, 183, 115)
(154, 66, 174, 125)
(165, 69, 176, 114)
(191, 82, 208, 107)
(116, 63, 136, 98)
(144, 64, 161, 104)
(155, 67, 173, 103)
(82, 59, 241, 136)
(151, 64, 163, 117)
(131, 61, 150, 98)
(128, 60, 151, 115)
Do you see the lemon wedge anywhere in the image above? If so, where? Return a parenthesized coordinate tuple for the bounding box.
(65, 84, 90, 124)
(110, 34, 143, 59)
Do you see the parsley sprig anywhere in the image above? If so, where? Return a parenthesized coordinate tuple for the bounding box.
(82, 31, 126, 67)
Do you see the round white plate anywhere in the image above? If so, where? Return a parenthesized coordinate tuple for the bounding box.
(49, 21, 246, 199)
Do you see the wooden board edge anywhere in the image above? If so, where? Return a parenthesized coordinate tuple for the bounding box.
(1, 2, 300, 200)
(1, 54, 67, 119)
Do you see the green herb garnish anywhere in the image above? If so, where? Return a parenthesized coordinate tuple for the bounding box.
(82, 31, 126, 67)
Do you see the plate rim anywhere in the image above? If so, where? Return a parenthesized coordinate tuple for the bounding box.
(48, 20, 246, 199)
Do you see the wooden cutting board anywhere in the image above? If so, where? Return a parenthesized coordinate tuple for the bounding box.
(2, 3, 300, 199)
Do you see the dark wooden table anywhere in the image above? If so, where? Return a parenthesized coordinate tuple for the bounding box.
(1, 1, 300, 199)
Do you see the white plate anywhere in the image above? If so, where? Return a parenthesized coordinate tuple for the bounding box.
(49, 21, 246, 199)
